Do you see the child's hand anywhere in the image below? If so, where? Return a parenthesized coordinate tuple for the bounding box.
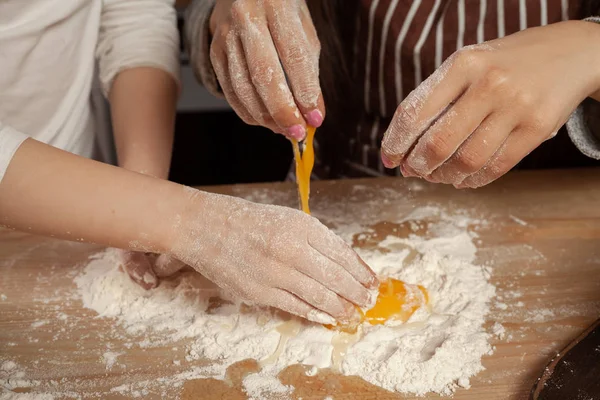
(120, 250, 159, 289)
(381, 21, 600, 188)
(209, 0, 324, 140)
(169, 190, 378, 325)
(120, 251, 187, 290)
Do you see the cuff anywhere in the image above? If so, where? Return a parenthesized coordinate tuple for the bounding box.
(0, 125, 29, 184)
(184, 0, 223, 98)
(566, 100, 600, 160)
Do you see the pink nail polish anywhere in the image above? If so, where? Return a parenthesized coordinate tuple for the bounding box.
(304, 110, 324, 127)
(381, 152, 395, 169)
(287, 124, 306, 141)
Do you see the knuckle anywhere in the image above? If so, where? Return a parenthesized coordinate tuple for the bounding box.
(480, 67, 509, 92)
(454, 150, 485, 173)
(512, 89, 536, 110)
(423, 135, 452, 161)
(454, 48, 487, 73)
(230, 1, 249, 23)
(526, 110, 551, 132)
(249, 61, 275, 88)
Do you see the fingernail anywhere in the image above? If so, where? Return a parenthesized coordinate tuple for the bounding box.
(287, 124, 306, 141)
(142, 271, 158, 288)
(340, 309, 363, 326)
(307, 310, 337, 325)
(368, 275, 379, 290)
(304, 110, 324, 127)
(365, 289, 379, 309)
(381, 152, 395, 169)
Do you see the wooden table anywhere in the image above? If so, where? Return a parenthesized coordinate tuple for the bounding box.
(2, 169, 600, 399)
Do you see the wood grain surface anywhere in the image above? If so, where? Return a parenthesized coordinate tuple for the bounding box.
(2, 168, 600, 399)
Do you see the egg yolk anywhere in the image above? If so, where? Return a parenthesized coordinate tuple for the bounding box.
(292, 125, 316, 214)
(291, 129, 428, 332)
(364, 278, 428, 325)
(327, 279, 429, 333)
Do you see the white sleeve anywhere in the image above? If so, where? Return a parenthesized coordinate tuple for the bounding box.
(0, 123, 29, 184)
(96, 0, 181, 97)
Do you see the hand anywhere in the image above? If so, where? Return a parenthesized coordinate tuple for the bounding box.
(209, 0, 324, 140)
(169, 190, 378, 325)
(381, 21, 600, 188)
(120, 250, 187, 290)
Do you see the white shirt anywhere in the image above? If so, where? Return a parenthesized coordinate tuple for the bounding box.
(0, 0, 180, 182)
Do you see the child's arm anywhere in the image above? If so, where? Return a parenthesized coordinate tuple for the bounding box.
(96, 0, 180, 287)
(108, 67, 179, 289)
(109, 67, 178, 180)
(0, 139, 376, 325)
(96, 0, 180, 178)
(0, 138, 181, 252)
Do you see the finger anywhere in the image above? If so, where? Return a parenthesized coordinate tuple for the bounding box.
(381, 51, 476, 168)
(430, 112, 515, 184)
(120, 250, 158, 290)
(153, 254, 187, 278)
(276, 268, 356, 322)
(460, 127, 548, 188)
(225, 32, 282, 133)
(302, 248, 376, 309)
(403, 86, 492, 176)
(257, 287, 337, 325)
(210, 39, 259, 126)
(267, 1, 325, 127)
(233, 4, 306, 140)
(308, 231, 378, 290)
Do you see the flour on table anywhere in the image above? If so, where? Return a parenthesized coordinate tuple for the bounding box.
(66, 205, 496, 397)
(1, 202, 497, 398)
(102, 351, 123, 371)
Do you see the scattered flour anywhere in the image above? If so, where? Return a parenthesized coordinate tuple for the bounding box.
(242, 372, 293, 400)
(0, 361, 42, 397)
(492, 322, 506, 340)
(102, 351, 123, 371)
(70, 206, 496, 397)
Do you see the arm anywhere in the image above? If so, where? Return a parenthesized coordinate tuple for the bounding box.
(0, 139, 376, 325)
(0, 138, 182, 252)
(98, 0, 181, 179)
(97, 0, 181, 286)
(109, 67, 178, 179)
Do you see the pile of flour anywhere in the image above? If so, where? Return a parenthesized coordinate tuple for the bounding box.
(73, 206, 496, 398)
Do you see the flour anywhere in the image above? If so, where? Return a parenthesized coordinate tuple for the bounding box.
(102, 351, 123, 371)
(242, 373, 293, 400)
(66, 205, 496, 398)
(0, 361, 43, 398)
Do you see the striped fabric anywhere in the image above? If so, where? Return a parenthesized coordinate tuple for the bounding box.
(345, 0, 579, 177)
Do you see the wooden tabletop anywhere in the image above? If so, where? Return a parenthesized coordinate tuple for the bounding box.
(2, 168, 600, 399)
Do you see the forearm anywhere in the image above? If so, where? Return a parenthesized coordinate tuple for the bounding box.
(0, 139, 188, 253)
(109, 67, 178, 179)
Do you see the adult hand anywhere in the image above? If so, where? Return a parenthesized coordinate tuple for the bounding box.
(381, 21, 600, 188)
(209, 0, 324, 140)
(170, 189, 378, 325)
